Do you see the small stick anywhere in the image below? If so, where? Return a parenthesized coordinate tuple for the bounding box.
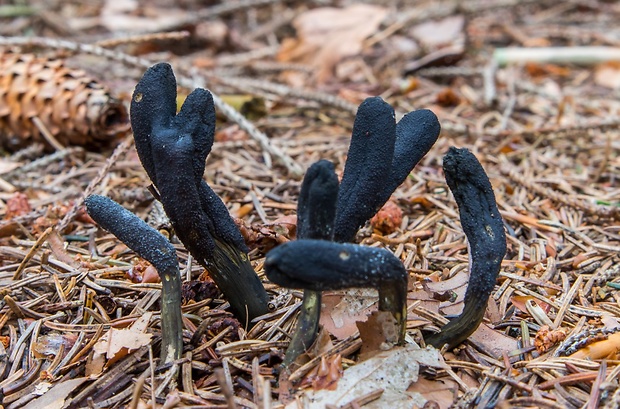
(494, 46, 620, 65)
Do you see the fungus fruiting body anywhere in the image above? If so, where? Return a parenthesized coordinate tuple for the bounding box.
(425, 147, 507, 349)
(281, 160, 339, 368)
(265, 239, 408, 344)
(334, 98, 440, 243)
(85, 195, 183, 363)
(334, 97, 396, 243)
(130, 62, 269, 324)
(270, 97, 441, 368)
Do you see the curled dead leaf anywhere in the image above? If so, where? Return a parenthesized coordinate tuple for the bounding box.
(534, 325, 567, 354)
(5, 191, 32, 219)
(370, 200, 403, 235)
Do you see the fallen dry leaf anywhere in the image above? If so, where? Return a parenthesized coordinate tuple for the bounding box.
(570, 331, 620, 360)
(511, 295, 551, 315)
(5, 191, 31, 219)
(594, 61, 620, 89)
(23, 377, 88, 409)
(410, 15, 465, 48)
(81, 0, 188, 33)
(0, 158, 21, 174)
(423, 269, 469, 316)
(277, 4, 388, 84)
(407, 377, 459, 409)
(286, 345, 448, 409)
(33, 333, 78, 359)
(469, 323, 519, 358)
(357, 310, 401, 358)
(279, 329, 334, 403)
(299, 354, 343, 391)
(370, 200, 403, 235)
(320, 289, 378, 339)
(88, 312, 153, 375)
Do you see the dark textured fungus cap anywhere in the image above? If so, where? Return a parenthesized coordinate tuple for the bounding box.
(265, 239, 407, 344)
(334, 97, 396, 243)
(85, 194, 178, 271)
(128, 63, 269, 324)
(426, 147, 506, 349)
(334, 98, 440, 243)
(131, 62, 215, 189)
(381, 109, 441, 201)
(297, 159, 339, 241)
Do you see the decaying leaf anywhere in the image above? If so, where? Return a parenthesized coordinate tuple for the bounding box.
(87, 312, 153, 375)
(423, 269, 469, 316)
(277, 5, 388, 84)
(286, 346, 447, 409)
(0, 157, 21, 174)
(570, 331, 620, 360)
(23, 377, 88, 409)
(298, 354, 343, 391)
(468, 323, 519, 358)
(511, 295, 551, 315)
(369, 200, 403, 235)
(73, 0, 188, 33)
(235, 216, 297, 255)
(594, 61, 620, 89)
(409, 15, 465, 48)
(126, 260, 161, 284)
(357, 310, 401, 358)
(278, 329, 335, 402)
(33, 332, 78, 359)
(4, 191, 31, 219)
(407, 377, 459, 409)
(320, 289, 378, 339)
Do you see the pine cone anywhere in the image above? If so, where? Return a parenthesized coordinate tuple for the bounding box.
(0, 51, 129, 151)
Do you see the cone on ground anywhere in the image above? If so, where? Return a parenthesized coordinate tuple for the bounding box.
(0, 51, 129, 151)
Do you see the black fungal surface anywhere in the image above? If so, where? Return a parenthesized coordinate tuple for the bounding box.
(297, 159, 339, 241)
(265, 239, 406, 291)
(85, 194, 178, 271)
(426, 147, 507, 349)
(333, 99, 440, 244)
(128, 62, 269, 323)
(381, 109, 441, 201)
(334, 97, 395, 243)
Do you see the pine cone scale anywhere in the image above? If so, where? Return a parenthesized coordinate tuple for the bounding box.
(0, 51, 129, 151)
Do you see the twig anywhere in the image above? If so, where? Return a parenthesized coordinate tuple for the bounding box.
(13, 226, 52, 279)
(154, 0, 285, 32)
(215, 367, 238, 409)
(212, 75, 358, 114)
(56, 135, 133, 232)
(95, 31, 190, 48)
(494, 46, 620, 65)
